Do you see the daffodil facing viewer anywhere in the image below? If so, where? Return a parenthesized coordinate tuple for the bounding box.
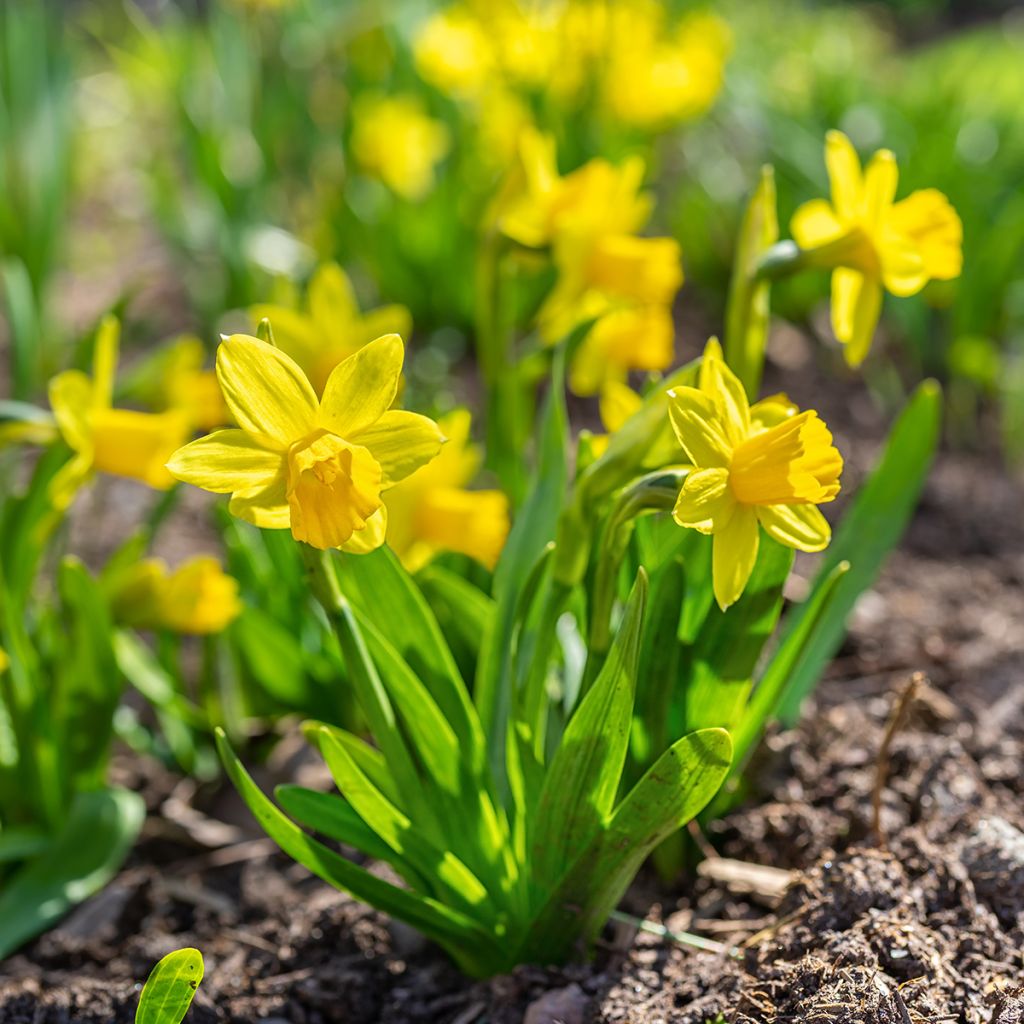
(167, 333, 444, 552)
(791, 130, 962, 366)
(668, 340, 843, 610)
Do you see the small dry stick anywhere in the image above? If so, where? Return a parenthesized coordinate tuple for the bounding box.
(872, 671, 924, 847)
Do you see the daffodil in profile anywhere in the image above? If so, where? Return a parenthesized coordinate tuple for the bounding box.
(110, 556, 242, 634)
(792, 130, 962, 366)
(383, 409, 509, 571)
(350, 93, 450, 201)
(167, 333, 444, 552)
(668, 339, 843, 610)
(48, 316, 191, 509)
(252, 263, 411, 395)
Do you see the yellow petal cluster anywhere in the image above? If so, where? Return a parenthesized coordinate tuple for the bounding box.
(167, 333, 444, 553)
(384, 410, 510, 572)
(48, 316, 191, 509)
(668, 340, 843, 611)
(791, 130, 962, 366)
(493, 129, 683, 396)
(252, 263, 411, 396)
(111, 556, 242, 635)
(350, 94, 450, 201)
(414, 0, 729, 130)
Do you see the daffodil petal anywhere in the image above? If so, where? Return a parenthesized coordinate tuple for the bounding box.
(351, 410, 446, 487)
(341, 505, 388, 554)
(757, 503, 831, 552)
(49, 451, 93, 510)
(862, 149, 898, 227)
(599, 380, 643, 433)
(712, 504, 759, 611)
(318, 334, 404, 438)
(880, 232, 928, 297)
(700, 338, 750, 443)
(309, 262, 359, 335)
(49, 370, 93, 453)
(229, 476, 290, 529)
(667, 386, 732, 469)
(672, 467, 734, 533)
(250, 306, 320, 364)
(888, 188, 963, 282)
(216, 334, 317, 448)
(167, 429, 283, 493)
(791, 198, 844, 249)
(92, 315, 120, 408)
(831, 270, 882, 367)
(825, 130, 862, 221)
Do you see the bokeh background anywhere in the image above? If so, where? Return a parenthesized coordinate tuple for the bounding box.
(2, 0, 1023, 450)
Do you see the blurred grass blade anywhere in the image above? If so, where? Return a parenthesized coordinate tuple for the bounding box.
(724, 165, 778, 398)
(136, 947, 204, 1024)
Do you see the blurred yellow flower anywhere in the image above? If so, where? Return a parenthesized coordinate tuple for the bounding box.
(494, 129, 651, 248)
(252, 263, 411, 395)
(152, 336, 228, 431)
(414, 8, 494, 97)
(48, 316, 191, 509)
(167, 334, 443, 552)
(541, 233, 683, 395)
(603, 8, 731, 127)
(566, 304, 676, 396)
(0, 646, 8, 674)
(791, 130, 962, 366)
(111, 556, 242, 635)
(668, 339, 842, 610)
(350, 94, 450, 201)
(384, 410, 509, 571)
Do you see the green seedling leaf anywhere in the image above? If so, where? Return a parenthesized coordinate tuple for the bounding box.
(415, 564, 494, 682)
(136, 947, 204, 1024)
(0, 788, 144, 960)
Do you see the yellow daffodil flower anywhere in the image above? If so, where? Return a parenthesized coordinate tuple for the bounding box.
(384, 410, 509, 571)
(135, 336, 228, 432)
(603, 8, 730, 127)
(792, 130, 962, 366)
(567, 304, 676, 396)
(541, 233, 683, 395)
(252, 263, 411, 395)
(668, 339, 843, 610)
(167, 333, 444, 552)
(586, 380, 644, 458)
(493, 129, 651, 249)
(111, 556, 242, 635)
(414, 8, 494, 97)
(350, 94, 450, 201)
(0, 646, 8, 674)
(48, 316, 191, 509)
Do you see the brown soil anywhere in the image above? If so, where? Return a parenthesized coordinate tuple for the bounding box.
(2, 344, 1023, 1022)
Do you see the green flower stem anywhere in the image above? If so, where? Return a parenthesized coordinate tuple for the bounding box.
(580, 472, 683, 697)
(299, 544, 432, 820)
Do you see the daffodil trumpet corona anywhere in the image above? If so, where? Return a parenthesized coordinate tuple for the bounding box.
(167, 333, 445, 553)
(668, 339, 843, 611)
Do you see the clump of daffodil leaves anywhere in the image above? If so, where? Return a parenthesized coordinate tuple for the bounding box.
(0, 126, 958, 973)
